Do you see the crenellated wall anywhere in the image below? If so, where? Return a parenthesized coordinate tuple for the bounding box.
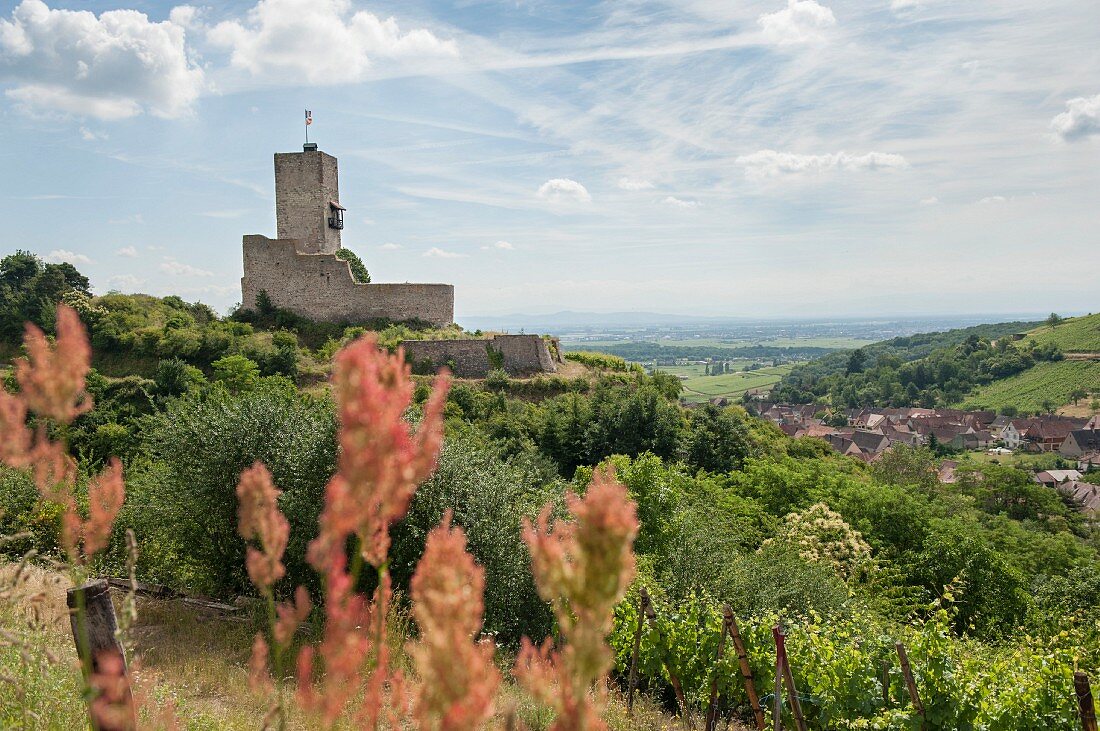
(241, 235, 454, 326)
(400, 334, 557, 377)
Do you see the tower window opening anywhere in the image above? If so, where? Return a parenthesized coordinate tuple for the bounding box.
(328, 201, 345, 230)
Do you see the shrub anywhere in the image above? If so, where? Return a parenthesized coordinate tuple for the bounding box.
(212, 354, 261, 393)
(123, 380, 337, 595)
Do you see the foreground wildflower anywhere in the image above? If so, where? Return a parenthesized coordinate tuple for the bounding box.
(409, 511, 500, 730)
(296, 334, 450, 727)
(515, 466, 639, 731)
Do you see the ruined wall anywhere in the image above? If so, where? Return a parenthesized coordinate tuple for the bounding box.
(242, 235, 454, 326)
(275, 151, 341, 255)
(401, 335, 556, 378)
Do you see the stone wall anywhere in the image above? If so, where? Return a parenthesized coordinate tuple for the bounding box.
(275, 151, 341, 255)
(242, 235, 454, 326)
(401, 334, 557, 378)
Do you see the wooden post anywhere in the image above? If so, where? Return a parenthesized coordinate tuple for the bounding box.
(772, 650, 783, 731)
(704, 610, 731, 731)
(881, 660, 891, 708)
(627, 591, 645, 715)
(895, 642, 925, 730)
(772, 625, 807, 731)
(67, 579, 135, 731)
(726, 607, 766, 731)
(1075, 672, 1098, 731)
(641, 589, 696, 731)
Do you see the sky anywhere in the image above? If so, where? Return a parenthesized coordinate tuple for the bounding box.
(0, 0, 1098, 322)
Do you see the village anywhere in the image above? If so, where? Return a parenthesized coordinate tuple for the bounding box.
(750, 402, 1100, 512)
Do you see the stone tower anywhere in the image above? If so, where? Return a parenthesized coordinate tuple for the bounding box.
(274, 144, 343, 255)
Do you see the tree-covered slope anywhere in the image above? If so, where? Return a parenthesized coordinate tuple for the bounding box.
(1020, 313, 1100, 353)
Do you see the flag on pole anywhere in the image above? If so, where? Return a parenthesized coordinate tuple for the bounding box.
(305, 110, 312, 126)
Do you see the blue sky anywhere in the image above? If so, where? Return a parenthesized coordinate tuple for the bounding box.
(1, 0, 1098, 321)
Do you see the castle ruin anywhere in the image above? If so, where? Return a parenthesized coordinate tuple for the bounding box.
(240, 144, 558, 378)
(241, 145, 455, 326)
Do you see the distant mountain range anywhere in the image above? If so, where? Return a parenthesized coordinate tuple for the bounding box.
(456, 310, 1060, 334)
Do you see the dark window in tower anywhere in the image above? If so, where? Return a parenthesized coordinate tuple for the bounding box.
(328, 201, 345, 230)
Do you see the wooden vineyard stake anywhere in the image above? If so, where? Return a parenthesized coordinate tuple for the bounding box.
(640, 588, 696, 730)
(703, 609, 730, 731)
(895, 642, 926, 730)
(772, 650, 783, 731)
(1075, 672, 1098, 731)
(726, 606, 766, 731)
(772, 625, 808, 731)
(626, 591, 645, 714)
(67, 579, 135, 731)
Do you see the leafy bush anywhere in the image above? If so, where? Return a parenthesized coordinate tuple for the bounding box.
(334, 247, 371, 283)
(122, 380, 337, 595)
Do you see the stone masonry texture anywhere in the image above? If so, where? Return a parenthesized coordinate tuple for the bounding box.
(242, 147, 456, 327)
(400, 335, 557, 378)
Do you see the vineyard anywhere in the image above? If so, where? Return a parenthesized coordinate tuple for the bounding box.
(612, 593, 1099, 731)
(1020, 314, 1100, 353)
(960, 360, 1100, 412)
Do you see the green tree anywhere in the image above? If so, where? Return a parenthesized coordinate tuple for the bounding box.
(212, 354, 261, 392)
(1046, 312, 1063, 329)
(1069, 388, 1087, 406)
(0, 250, 90, 341)
(334, 247, 371, 283)
(846, 348, 866, 374)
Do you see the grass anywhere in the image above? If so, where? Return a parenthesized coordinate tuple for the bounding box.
(959, 360, 1100, 413)
(1020, 313, 1100, 353)
(672, 364, 795, 404)
(0, 562, 688, 730)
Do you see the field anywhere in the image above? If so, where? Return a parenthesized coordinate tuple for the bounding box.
(667, 364, 795, 404)
(563, 336, 876, 351)
(1019, 314, 1100, 353)
(960, 360, 1100, 413)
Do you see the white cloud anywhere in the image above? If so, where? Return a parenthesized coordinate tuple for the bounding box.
(617, 177, 654, 191)
(735, 150, 908, 179)
(109, 213, 144, 224)
(0, 0, 205, 120)
(890, 0, 921, 10)
(920, 197, 940, 206)
(481, 240, 516, 251)
(45, 249, 91, 265)
(207, 0, 458, 84)
(107, 274, 144, 290)
(79, 126, 107, 141)
(423, 247, 466, 258)
(168, 5, 201, 30)
(378, 242, 401, 251)
(758, 0, 836, 46)
(536, 178, 592, 204)
(978, 195, 1007, 205)
(1050, 94, 1100, 141)
(114, 245, 138, 257)
(160, 257, 214, 276)
(662, 196, 701, 210)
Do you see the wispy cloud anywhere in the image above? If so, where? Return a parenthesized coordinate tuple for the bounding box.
(617, 177, 654, 191)
(662, 196, 701, 210)
(114, 246, 138, 258)
(45, 249, 91, 265)
(481, 240, 516, 250)
(160, 257, 214, 277)
(200, 209, 250, 219)
(378, 242, 402, 251)
(423, 247, 466, 258)
(735, 150, 909, 179)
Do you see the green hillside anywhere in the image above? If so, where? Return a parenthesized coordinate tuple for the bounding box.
(1019, 313, 1100, 353)
(960, 360, 1100, 413)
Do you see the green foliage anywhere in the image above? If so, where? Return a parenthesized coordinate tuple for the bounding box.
(0, 466, 62, 557)
(334, 247, 371, 283)
(564, 350, 640, 372)
(388, 433, 562, 644)
(0, 250, 90, 342)
(212, 354, 261, 392)
(122, 380, 337, 595)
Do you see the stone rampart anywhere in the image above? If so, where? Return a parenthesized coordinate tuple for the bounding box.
(401, 334, 556, 378)
(241, 235, 454, 326)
